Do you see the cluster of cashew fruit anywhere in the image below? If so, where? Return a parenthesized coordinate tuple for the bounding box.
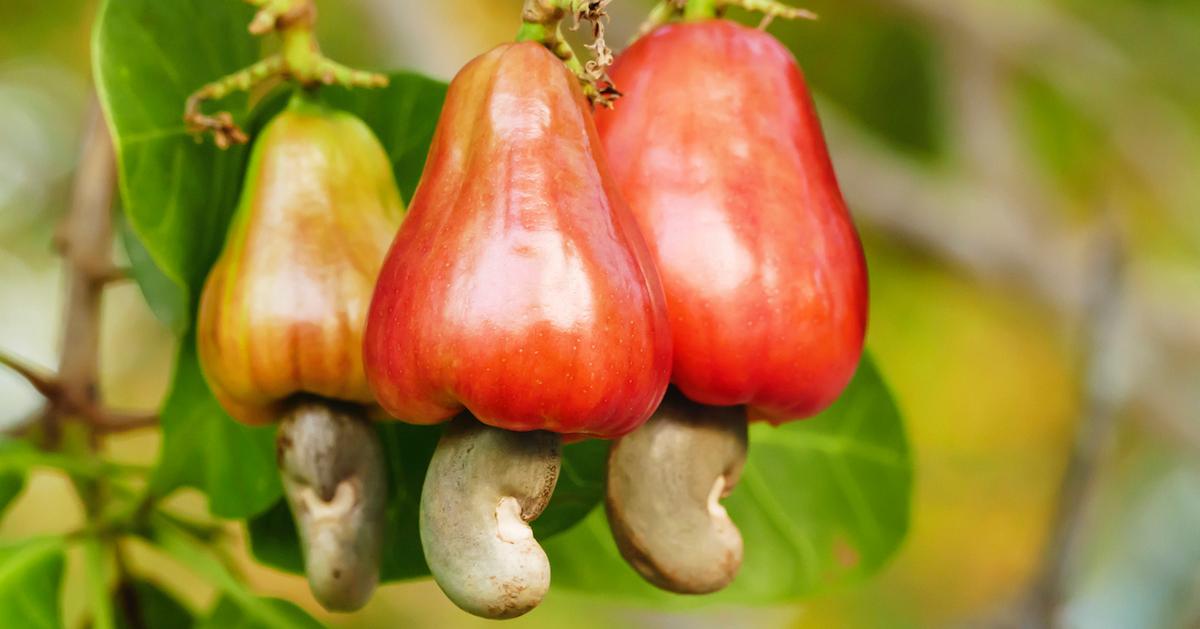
(192, 0, 864, 619)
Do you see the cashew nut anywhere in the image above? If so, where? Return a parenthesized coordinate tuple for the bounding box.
(605, 391, 748, 594)
(420, 414, 561, 619)
(277, 398, 386, 612)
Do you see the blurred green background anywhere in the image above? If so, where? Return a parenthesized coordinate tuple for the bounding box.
(1, 0, 1198, 627)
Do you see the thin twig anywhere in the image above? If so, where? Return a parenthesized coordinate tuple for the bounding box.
(1026, 222, 1126, 626)
(0, 96, 157, 444)
(52, 99, 117, 443)
(90, 411, 160, 435)
(0, 352, 60, 400)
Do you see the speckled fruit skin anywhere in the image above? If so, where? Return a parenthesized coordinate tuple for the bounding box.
(594, 20, 868, 422)
(197, 97, 405, 425)
(363, 42, 671, 439)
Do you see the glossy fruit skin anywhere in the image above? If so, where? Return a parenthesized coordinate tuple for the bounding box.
(363, 42, 671, 439)
(594, 20, 868, 422)
(198, 97, 405, 425)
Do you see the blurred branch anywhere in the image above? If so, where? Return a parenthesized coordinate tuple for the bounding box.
(0, 353, 61, 400)
(877, 0, 1200, 250)
(1027, 224, 1126, 626)
(0, 97, 157, 445)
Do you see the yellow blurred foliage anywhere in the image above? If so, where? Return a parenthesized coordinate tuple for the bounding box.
(795, 237, 1079, 627)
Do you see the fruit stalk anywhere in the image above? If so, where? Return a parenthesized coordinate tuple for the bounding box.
(184, 0, 388, 147)
(516, 0, 618, 106)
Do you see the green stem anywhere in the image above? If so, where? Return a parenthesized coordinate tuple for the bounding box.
(681, 0, 817, 22)
(684, 0, 718, 20)
(516, 0, 615, 106)
(515, 20, 589, 85)
(184, 0, 387, 147)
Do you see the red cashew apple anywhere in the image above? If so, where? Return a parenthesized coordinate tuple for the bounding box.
(363, 41, 671, 618)
(595, 17, 868, 593)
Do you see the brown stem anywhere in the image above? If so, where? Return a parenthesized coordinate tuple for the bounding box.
(90, 411, 160, 435)
(517, 0, 620, 107)
(1025, 223, 1126, 626)
(0, 353, 60, 400)
(44, 99, 115, 446)
(0, 96, 156, 444)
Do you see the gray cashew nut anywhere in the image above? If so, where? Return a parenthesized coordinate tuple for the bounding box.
(420, 414, 561, 619)
(277, 399, 387, 612)
(605, 392, 749, 594)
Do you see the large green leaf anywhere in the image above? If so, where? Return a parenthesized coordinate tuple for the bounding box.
(119, 215, 189, 335)
(149, 514, 320, 629)
(149, 337, 280, 519)
(0, 538, 66, 628)
(248, 429, 608, 581)
(544, 354, 912, 605)
(93, 0, 260, 303)
(769, 2, 943, 159)
(199, 597, 320, 629)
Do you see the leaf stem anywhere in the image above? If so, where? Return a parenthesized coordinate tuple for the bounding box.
(669, 0, 817, 25)
(683, 0, 717, 19)
(184, 0, 387, 147)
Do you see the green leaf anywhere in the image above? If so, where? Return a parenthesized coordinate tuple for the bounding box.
(0, 438, 146, 481)
(199, 597, 320, 629)
(770, 5, 943, 158)
(150, 514, 319, 629)
(0, 440, 30, 519)
(533, 438, 608, 538)
(83, 537, 115, 629)
(0, 538, 66, 628)
(119, 215, 189, 335)
(544, 353, 912, 605)
(248, 424, 607, 581)
(115, 580, 195, 629)
(150, 336, 280, 519)
(0, 471, 22, 519)
(93, 0, 261, 297)
(315, 74, 447, 201)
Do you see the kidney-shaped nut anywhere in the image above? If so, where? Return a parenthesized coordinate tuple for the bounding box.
(606, 391, 749, 594)
(420, 414, 561, 619)
(277, 399, 387, 612)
